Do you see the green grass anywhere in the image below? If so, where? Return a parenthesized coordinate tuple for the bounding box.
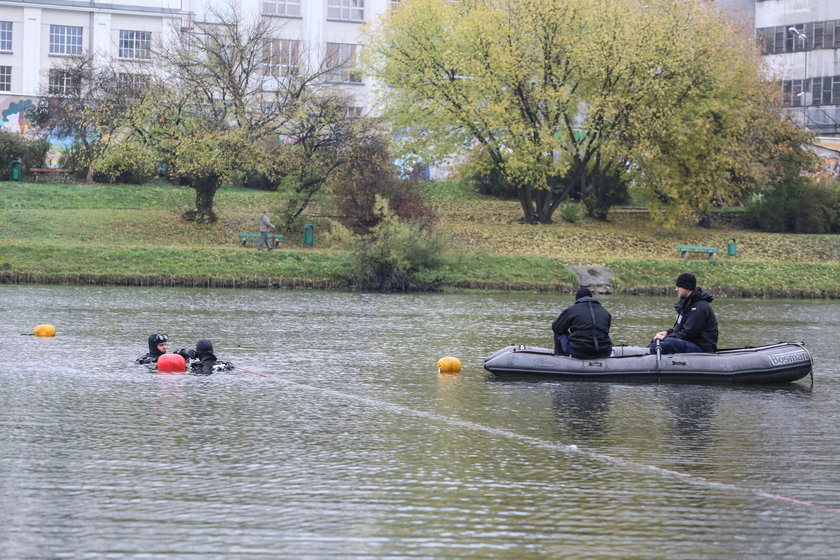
(1, 180, 838, 296)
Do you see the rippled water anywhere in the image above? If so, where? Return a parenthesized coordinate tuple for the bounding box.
(2, 285, 839, 558)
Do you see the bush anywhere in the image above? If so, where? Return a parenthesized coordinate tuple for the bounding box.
(746, 177, 840, 233)
(88, 141, 157, 184)
(331, 135, 437, 234)
(559, 201, 584, 223)
(0, 129, 48, 178)
(458, 146, 518, 199)
(350, 197, 448, 291)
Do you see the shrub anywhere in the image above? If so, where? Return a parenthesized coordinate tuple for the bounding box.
(0, 129, 48, 177)
(89, 141, 157, 184)
(746, 177, 840, 233)
(458, 146, 518, 199)
(350, 196, 448, 291)
(331, 135, 437, 235)
(559, 201, 584, 223)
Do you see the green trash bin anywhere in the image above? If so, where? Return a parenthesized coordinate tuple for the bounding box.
(303, 223, 314, 245)
(726, 237, 736, 257)
(9, 158, 21, 181)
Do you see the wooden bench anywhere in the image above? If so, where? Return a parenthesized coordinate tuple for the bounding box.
(238, 233, 284, 248)
(30, 168, 72, 183)
(676, 244, 718, 260)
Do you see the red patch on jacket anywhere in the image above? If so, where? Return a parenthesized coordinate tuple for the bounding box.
(690, 307, 697, 311)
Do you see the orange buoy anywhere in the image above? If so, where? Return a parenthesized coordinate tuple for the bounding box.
(157, 353, 186, 374)
(34, 324, 56, 337)
(437, 356, 462, 374)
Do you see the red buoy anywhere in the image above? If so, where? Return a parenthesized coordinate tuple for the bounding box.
(157, 353, 186, 374)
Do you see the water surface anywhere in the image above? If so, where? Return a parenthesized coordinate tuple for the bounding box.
(1, 286, 839, 558)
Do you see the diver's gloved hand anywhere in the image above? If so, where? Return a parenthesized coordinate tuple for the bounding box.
(175, 348, 196, 360)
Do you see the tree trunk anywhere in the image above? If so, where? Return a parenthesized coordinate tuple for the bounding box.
(86, 164, 94, 185)
(190, 174, 220, 222)
(517, 186, 537, 224)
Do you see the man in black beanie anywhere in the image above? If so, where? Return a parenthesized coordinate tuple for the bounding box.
(552, 286, 613, 358)
(650, 272, 718, 354)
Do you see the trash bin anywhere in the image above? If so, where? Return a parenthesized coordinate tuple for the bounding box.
(9, 158, 21, 181)
(303, 223, 314, 246)
(726, 237, 737, 257)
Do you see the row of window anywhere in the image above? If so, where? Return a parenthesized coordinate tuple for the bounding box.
(41, 39, 359, 95)
(758, 20, 840, 54)
(0, 21, 152, 59)
(263, 0, 365, 21)
(783, 76, 840, 108)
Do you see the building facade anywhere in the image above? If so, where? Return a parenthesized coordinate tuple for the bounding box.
(2, 1, 839, 138)
(0, 0, 395, 135)
(754, 0, 840, 134)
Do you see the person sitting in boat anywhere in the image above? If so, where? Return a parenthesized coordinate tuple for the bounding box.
(135, 333, 170, 364)
(650, 272, 718, 354)
(552, 286, 613, 359)
(174, 338, 234, 375)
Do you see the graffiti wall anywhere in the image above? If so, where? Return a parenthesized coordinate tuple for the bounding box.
(0, 96, 37, 135)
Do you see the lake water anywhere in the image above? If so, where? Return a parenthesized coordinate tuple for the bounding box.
(2, 285, 839, 558)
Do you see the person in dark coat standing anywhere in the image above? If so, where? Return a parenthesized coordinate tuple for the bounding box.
(552, 286, 613, 359)
(650, 272, 718, 354)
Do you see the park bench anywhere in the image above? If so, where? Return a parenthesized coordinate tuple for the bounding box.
(676, 244, 718, 260)
(30, 168, 72, 183)
(238, 233, 284, 248)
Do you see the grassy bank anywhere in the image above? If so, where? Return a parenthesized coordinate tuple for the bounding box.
(1, 180, 838, 297)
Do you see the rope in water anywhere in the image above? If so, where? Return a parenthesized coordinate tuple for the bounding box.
(233, 366, 840, 515)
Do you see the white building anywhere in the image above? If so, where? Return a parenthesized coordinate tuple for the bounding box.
(0, 0, 395, 133)
(3, 1, 839, 136)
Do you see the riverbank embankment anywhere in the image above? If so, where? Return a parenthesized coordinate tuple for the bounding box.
(1, 181, 838, 297)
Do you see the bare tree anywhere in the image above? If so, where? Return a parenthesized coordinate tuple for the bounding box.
(34, 53, 146, 183)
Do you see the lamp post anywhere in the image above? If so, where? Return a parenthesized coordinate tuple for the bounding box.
(789, 26, 808, 126)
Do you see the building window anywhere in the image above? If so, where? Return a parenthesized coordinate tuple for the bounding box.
(0, 66, 10, 91)
(327, 0, 363, 21)
(263, 0, 301, 17)
(48, 69, 79, 95)
(119, 30, 151, 60)
(325, 42, 361, 83)
(118, 72, 149, 93)
(49, 25, 83, 55)
(0, 22, 11, 52)
(263, 39, 300, 77)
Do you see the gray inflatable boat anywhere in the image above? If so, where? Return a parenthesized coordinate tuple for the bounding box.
(484, 342, 813, 384)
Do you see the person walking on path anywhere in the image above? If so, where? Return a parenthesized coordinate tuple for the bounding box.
(257, 209, 276, 251)
(649, 272, 718, 354)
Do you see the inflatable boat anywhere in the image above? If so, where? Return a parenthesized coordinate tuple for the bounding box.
(483, 342, 813, 384)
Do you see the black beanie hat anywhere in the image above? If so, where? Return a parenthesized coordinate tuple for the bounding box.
(576, 286, 593, 299)
(675, 273, 697, 291)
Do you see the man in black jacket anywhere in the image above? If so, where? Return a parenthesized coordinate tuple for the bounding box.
(650, 272, 718, 354)
(552, 286, 613, 359)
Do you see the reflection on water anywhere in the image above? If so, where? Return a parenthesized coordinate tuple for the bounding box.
(2, 285, 840, 558)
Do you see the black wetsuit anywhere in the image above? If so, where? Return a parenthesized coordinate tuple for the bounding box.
(175, 338, 234, 375)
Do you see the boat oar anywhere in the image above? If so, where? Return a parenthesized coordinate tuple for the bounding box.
(655, 339, 662, 377)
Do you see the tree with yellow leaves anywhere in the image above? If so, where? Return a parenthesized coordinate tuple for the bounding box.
(363, 0, 813, 225)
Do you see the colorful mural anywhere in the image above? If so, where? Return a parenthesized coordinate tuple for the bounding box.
(813, 155, 840, 179)
(0, 97, 37, 135)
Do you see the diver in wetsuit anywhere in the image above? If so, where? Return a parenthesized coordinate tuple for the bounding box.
(174, 338, 234, 375)
(135, 333, 169, 364)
